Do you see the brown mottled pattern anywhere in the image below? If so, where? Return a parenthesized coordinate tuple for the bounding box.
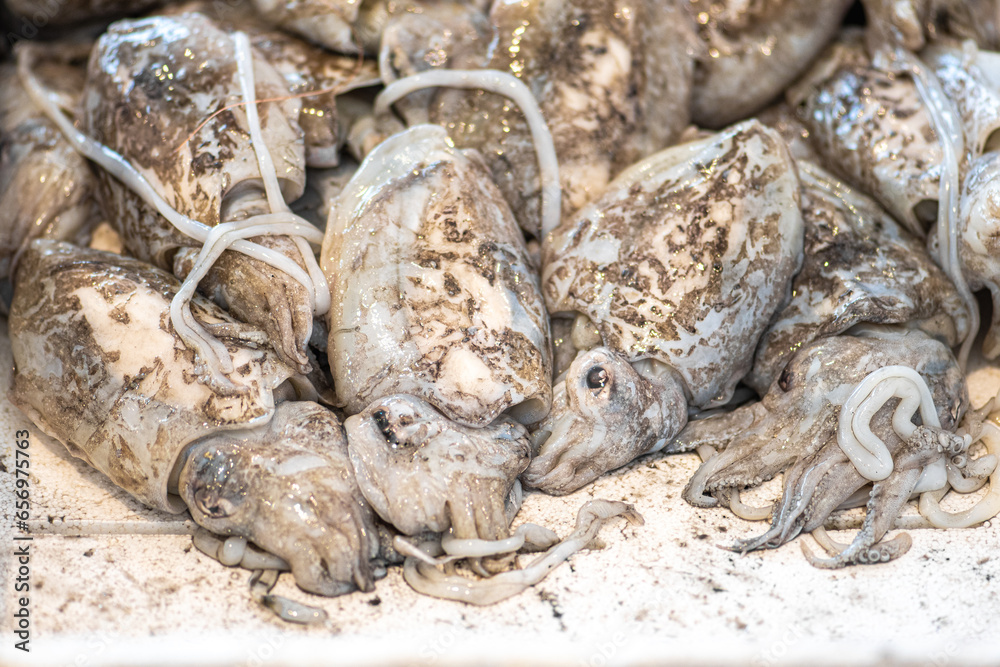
(83, 13, 305, 267)
(83, 13, 320, 371)
(430, 0, 690, 236)
(164, 1, 381, 167)
(795, 45, 943, 237)
(747, 162, 970, 394)
(924, 43, 1000, 158)
(543, 120, 803, 408)
(324, 126, 551, 427)
(8, 241, 295, 512)
(0, 63, 95, 282)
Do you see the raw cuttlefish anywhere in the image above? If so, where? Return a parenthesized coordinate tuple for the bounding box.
(321, 123, 547, 542)
(678, 327, 971, 568)
(83, 12, 317, 373)
(9, 240, 379, 596)
(527, 120, 803, 494)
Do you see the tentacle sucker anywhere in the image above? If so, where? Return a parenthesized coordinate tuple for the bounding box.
(919, 421, 1000, 528)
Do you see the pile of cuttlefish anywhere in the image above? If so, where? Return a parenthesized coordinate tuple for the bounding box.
(4, 0, 1000, 622)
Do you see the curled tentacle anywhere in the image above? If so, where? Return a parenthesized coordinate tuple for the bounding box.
(401, 500, 642, 606)
(393, 523, 560, 567)
(374, 69, 560, 237)
(837, 365, 941, 481)
(920, 421, 1000, 528)
(193, 528, 290, 571)
(690, 332, 967, 562)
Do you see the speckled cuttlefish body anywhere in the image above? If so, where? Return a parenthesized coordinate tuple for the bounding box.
(9, 240, 380, 597)
(83, 12, 317, 373)
(322, 123, 549, 544)
(526, 119, 805, 494)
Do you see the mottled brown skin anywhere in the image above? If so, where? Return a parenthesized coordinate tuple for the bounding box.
(685, 0, 853, 128)
(428, 0, 693, 236)
(923, 43, 1000, 159)
(324, 125, 551, 428)
(529, 121, 804, 495)
(83, 13, 315, 373)
(0, 59, 96, 288)
(10, 241, 377, 597)
(344, 395, 530, 543)
(181, 401, 380, 596)
(791, 34, 943, 237)
(676, 329, 968, 566)
(164, 0, 381, 167)
(9, 241, 298, 510)
(543, 121, 803, 408)
(747, 162, 969, 394)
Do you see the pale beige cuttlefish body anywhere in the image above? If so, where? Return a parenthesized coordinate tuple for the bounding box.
(527, 119, 804, 495)
(789, 31, 946, 238)
(684, 0, 854, 128)
(417, 0, 695, 237)
(164, 0, 382, 167)
(0, 56, 96, 294)
(747, 160, 970, 394)
(322, 124, 546, 543)
(9, 240, 379, 597)
(83, 12, 316, 373)
(794, 34, 1000, 242)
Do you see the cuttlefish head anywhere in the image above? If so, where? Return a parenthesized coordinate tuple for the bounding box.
(523, 347, 688, 495)
(344, 395, 530, 542)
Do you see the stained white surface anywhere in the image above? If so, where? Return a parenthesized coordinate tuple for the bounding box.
(1, 316, 999, 667)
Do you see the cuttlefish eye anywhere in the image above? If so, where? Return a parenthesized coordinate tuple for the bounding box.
(586, 366, 610, 390)
(778, 366, 794, 392)
(372, 409, 398, 445)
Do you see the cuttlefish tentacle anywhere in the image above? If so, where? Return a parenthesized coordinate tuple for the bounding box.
(803, 425, 961, 568)
(683, 330, 969, 566)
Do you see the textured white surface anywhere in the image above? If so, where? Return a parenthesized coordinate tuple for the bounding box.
(1, 316, 999, 667)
